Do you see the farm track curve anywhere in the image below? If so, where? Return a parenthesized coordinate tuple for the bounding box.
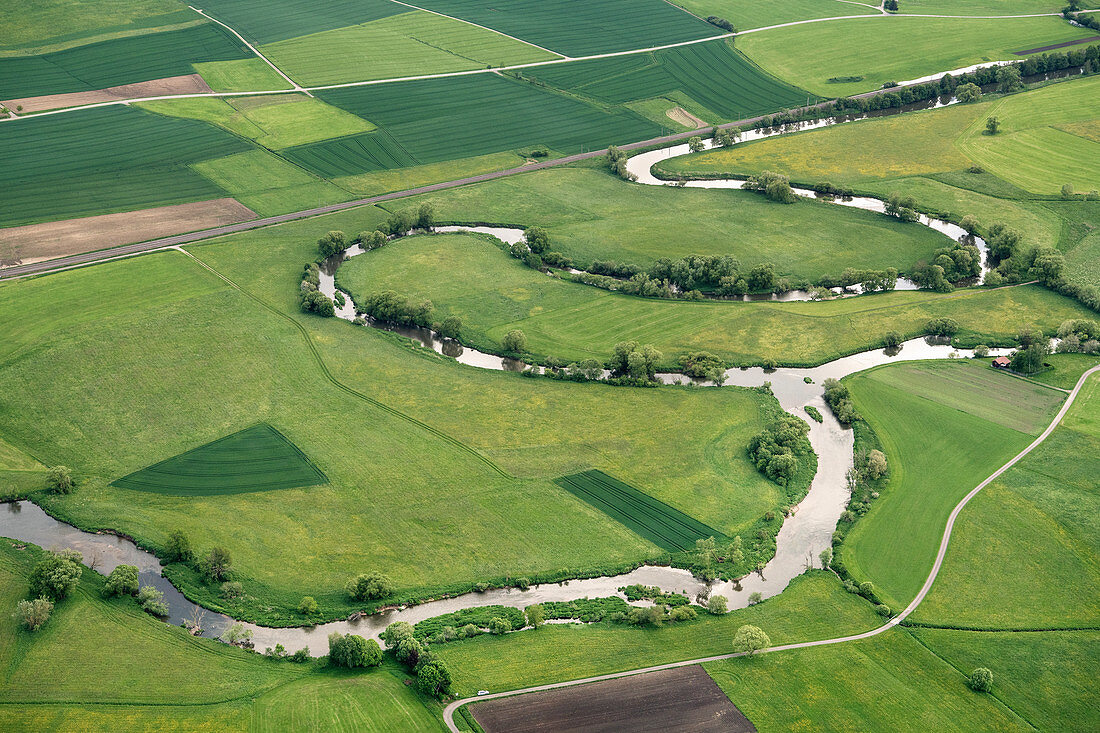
(442, 364, 1100, 731)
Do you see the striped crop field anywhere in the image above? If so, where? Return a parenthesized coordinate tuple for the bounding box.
(196, 0, 406, 44)
(526, 39, 812, 122)
(554, 470, 725, 553)
(408, 0, 723, 56)
(293, 75, 662, 175)
(111, 423, 328, 496)
(0, 23, 251, 99)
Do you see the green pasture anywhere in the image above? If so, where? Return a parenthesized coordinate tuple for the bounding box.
(437, 572, 881, 696)
(900, 0, 1096, 15)
(524, 39, 811, 123)
(670, 0, 879, 30)
(0, 22, 250, 99)
(261, 11, 559, 86)
(910, 628, 1100, 731)
(195, 0, 405, 44)
(0, 541, 444, 731)
(705, 630, 1029, 730)
(392, 168, 951, 277)
(1024, 352, 1100, 389)
(334, 229, 1094, 367)
(910, 375, 1100, 628)
(401, 0, 722, 56)
(194, 57, 290, 91)
(840, 360, 1064, 611)
(555, 470, 725, 552)
(111, 423, 328, 496)
(0, 105, 251, 227)
(192, 149, 353, 217)
(738, 15, 1097, 96)
(0, 0, 192, 54)
(294, 76, 662, 174)
(139, 93, 376, 148)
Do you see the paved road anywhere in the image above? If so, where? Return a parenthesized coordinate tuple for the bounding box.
(443, 365, 1099, 731)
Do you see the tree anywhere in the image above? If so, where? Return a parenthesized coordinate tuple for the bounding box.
(417, 659, 452, 698)
(884, 0, 898, 11)
(299, 290, 335, 317)
(707, 595, 728, 614)
(974, 344, 990, 357)
(102, 565, 139, 597)
(968, 667, 994, 692)
(995, 64, 1022, 93)
(819, 547, 833, 569)
(925, 317, 959, 337)
(959, 214, 980, 236)
(416, 202, 435, 230)
(955, 82, 982, 103)
(747, 591, 763, 606)
(526, 604, 544, 629)
(1010, 342, 1050, 375)
(882, 331, 903, 348)
(298, 596, 319, 615)
(524, 226, 550, 255)
(345, 571, 394, 601)
(488, 616, 511, 635)
(732, 624, 770, 655)
(502, 329, 527, 353)
(317, 230, 347, 258)
(29, 549, 83, 601)
(395, 636, 424, 667)
(610, 341, 662, 379)
(984, 116, 999, 135)
(382, 621, 415, 648)
(688, 135, 704, 153)
(1061, 183, 1075, 199)
(1029, 247, 1065, 285)
(328, 633, 382, 668)
(729, 535, 744, 566)
(884, 191, 918, 222)
(15, 597, 53, 631)
(199, 547, 233, 582)
(137, 585, 169, 616)
(435, 315, 462, 339)
(385, 210, 416, 236)
(864, 449, 888, 479)
(360, 230, 387, 250)
(220, 623, 254, 645)
(164, 530, 193, 563)
(46, 465, 74, 494)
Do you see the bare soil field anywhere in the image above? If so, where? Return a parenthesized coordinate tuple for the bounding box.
(3, 73, 213, 113)
(469, 665, 755, 733)
(0, 198, 255, 266)
(667, 105, 707, 129)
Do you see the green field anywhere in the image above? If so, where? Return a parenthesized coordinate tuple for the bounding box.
(111, 423, 328, 496)
(0, 541, 445, 731)
(524, 39, 811, 123)
(738, 15, 1097, 96)
(0, 22, 250, 99)
(292, 76, 662, 174)
(139, 94, 376, 148)
(196, 0, 406, 44)
(0, 105, 251, 227)
(670, 0, 879, 30)
(555, 470, 725, 552)
(909, 374, 1100, 628)
(403, 0, 723, 56)
(0, 0, 193, 54)
(261, 11, 559, 86)
(900, 0, 1095, 14)
(840, 360, 1065, 611)
(334, 229, 1094, 367)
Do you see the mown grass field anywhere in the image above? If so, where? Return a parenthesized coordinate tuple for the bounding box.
(524, 39, 811, 123)
(899, 0, 1095, 14)
(111, 423, 329, 496)
(0, 22, 250, 99)
(671, 0, 879, 30)
(0, 106, 251, 227)
(840, 360, 1065, 612)
(261, 11, 560, 86)
(555, 470, 725, 552)
(405, 0, 723, 56)
(392, 168, 951, 277)
(335, 230, 1095, 367)
(0, 0, 192, 54)
(704, 630, 1029, 731)
(0, 541, 445, 731)
(1026, 352, 1100, 389)
(738, 15, 1097, 95)
(909, 374, 1100, 628)
(0, 241, 787, 621)
(193, 57, 289, 91)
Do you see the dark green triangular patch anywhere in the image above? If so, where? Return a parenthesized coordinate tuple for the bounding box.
(111, 423, 327, 496)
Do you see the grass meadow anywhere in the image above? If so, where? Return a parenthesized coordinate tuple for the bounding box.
(738, 15, 1097, 96)
(839, 360, 1065, 612)
(671, 0, 879, 30)
(0, 0, 192, 54)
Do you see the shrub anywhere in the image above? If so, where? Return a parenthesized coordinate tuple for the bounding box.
(875, 604, 892, 617)
(328, 633, 382, 668)
(199, 547, 233, 583)
(956, 82, 982, 102)
(381, 621, 415, 648)
(46, 465, 75, 494)
(610, 341, 663, 379)
(29, 549, 83, 602)
(748, 412, 811, 485)
(629, 605, 667, 627)
(317, 230, 346, 258)
(299, 290, 335, 317)
(15, 597, 53, 631)
(707, 595, 728, 615)
(361, 291, 432, 327)
(220, 623, 254, 645)
(882, 331, 903, 348)
(137, 585, 169, 616)
(744, 171, 798, 204)
(417, 659, 453, 698)
(502, 329, 527, 353)
(822, 378, 860, 424)
(858, 581, 875, 599)
(437, 315, 462, 339)
(514, 577, 530, 591)
(290, 648, 311, 663)
(669, 605, 697, 622)
(395, 636, 424, 667)
(526, 604, 544, 629)
(164, 530, 193, 563)
(925, 317, 959, 337)
(969, 667, 994, 692)
(346, 572, 394, 601)
(864, 449, 888, 480)
(298, 596, 319, 615)
(488, 616, 511, 635)
(220, 581, 244, 599)
(358, 230, 387, 249)
(732, 624, 771, 655)
(748, 591, 763, 606)
(461, 623, 480, 638)
(102, 565, 140, 598)
(974, 344, 990, 357)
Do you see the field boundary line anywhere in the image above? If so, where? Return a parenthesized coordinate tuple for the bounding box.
(442, 366, 1100, 731)
(385, 0, 568, 58)
(176, 249, 515, 479)
(188, 6, 309, 95)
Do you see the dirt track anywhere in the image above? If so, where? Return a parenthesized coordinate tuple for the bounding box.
(2, 73, 213, 113)
(0, 198, 255, 267)
(469, 665, 755, 733)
